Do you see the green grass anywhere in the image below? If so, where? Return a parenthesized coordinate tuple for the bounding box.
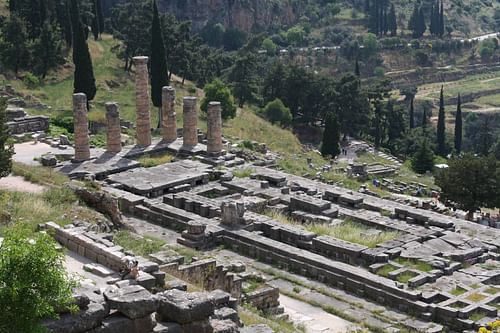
(239, 305, 305, 333)
(12, 162, 69, 186)
(451, 286, 467, 296)
(466, 293, 487, 302)
(137, 153, 174, 167)
(393, 160, 436, 190)
(309, 219, 401, 248)
(0, 187, 95, 235)
(356, 151, 395, 166)
(265, 211, 401, 248)
(233, 167, 255, 178)
(396, 271, 417, 284)
(484, 287, 500, 295)
(377, 264, 397, 277)
(395, 258, 433, 273)
(469, 311, 487, 322)
(165, 244, 200, 264)
(480, 262, 500, 271)
(242, 278, 265, 294)
(113, 230, 165, 256)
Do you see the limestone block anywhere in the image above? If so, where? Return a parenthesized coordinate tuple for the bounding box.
(104, 285, 159, 319)
(157, 289, 215, 324)
(43, 302, 107, 333)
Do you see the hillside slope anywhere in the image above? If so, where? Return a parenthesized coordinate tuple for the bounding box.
(101, 0, 499, 37)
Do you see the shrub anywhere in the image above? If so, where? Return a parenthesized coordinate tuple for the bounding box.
(0, 227, 77, 332)
(263, 98, 292, 126)
(23, 72, 40, 88)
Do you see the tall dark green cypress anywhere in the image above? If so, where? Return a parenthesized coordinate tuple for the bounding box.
(91, 0, 99, 41)
(439, 0, 445, 36)
(96, 0, 105, 34)
(437, 85, 446, 156)
(321, 112, 341, 157)
(150, 0, 169, 127)
(430, 2, 436, 35)
(418, 7, 426, 37)
(354, 59, 360, 77)
(409, 97, 415, 129)
(388, 4, 397, 36)
(70, 0, 97, 102)
(422, 108, 427, 127)
(454, 93, 462, 154)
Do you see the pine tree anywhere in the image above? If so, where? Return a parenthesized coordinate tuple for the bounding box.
(411, 139, 435, 174)
(150, 0, 169, 128)
(409, 97, 415, 129)
(0, 14, 30, 75)
(32, 20, 65, 78)
(388, 4, 397, 36)
(321, 112, 341, 157)
(0, 98, 14, 178)
(454, 93, 462, 154)
(70, 0, 97, 102)
(437, 85, 446, 156)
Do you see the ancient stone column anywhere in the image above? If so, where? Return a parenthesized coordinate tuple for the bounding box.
(133, 56, 151, 146)
(207, 101, 223, 154)
(73, 93, 90, 162)
(182, 96, 198, 147)
(162, 86, 177, 142)
(105, 102, 122, 153)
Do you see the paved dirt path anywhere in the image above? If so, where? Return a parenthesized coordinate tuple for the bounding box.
(279, 294, 359, 333)
(0, 175, 46, 193)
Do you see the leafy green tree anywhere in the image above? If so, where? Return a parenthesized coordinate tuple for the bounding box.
(0, 15, 30, 74)
(321, 112, 341, 157)
(411, 139, 435, 174)
(262, 38, 277, 55)
(150, 0, 169, 128)
(455, 93, 462, 154)
(70, 0, 96, 102)
(435, 154, 500, 219)
(286, 25, 306, 46)
(436, 85, 446, 156)
(0, 99, 14, 178)
(201, 79, 237, 120)
(0, 227, 76, 332)
(263, 98, 292, 127)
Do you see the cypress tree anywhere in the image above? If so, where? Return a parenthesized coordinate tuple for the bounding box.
(70, 0, 97, 102)
(0, 98, 14, 178)
(430, 2, 436, 35)
(422, 108, 427, 127)
(388, 4, 397, 36)
(91, 0, 99, 41)
(96, 0, 105, 34)
(437, 85, 446, 156)
(454, 93, 462, 154)
(150, 0, 169, 128)
(439, 0, 445, 36)
(409, 97, 415, 129)
(321, 112, 341, 157)
(355, 59, 360, 77)
(417, 7, 426, 38)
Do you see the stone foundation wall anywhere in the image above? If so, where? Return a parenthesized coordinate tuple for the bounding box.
(7, 115, 49, 134)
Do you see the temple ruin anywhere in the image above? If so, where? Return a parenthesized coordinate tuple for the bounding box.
(182, 96, 198, 148)
(162, 86, 177, 143)
(105, 102, 122, 154)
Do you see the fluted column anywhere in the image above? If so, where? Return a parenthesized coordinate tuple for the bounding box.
(182, 96, 198, 147)
(73, 93, 90, 162)
(207, 101, 223, 154)
(162, 86, 177, 142)
(105, 102, 122, 153)
(133, 56, 151, 146)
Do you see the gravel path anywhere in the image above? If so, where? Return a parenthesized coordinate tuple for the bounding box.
(0, 175, 46, 193)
